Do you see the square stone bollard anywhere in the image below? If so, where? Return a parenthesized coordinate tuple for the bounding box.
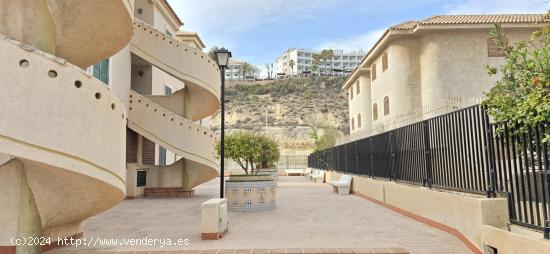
(201, 198, 228, 240)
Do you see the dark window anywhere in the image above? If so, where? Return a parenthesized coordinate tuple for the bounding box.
(384, 96, 390, 115)
(357, 114, 362, 128)
(351, 117, 355, 131)
(350, 86, 353, 100)
(371, 64, 377, 81)
(126, 128, 138, 163)
(93, 59, 109, 85)
(136, 170, 147, 187)
(382, 52, 388, 71)
(356, 80, 360, 94)
(142, 137, 155, 165)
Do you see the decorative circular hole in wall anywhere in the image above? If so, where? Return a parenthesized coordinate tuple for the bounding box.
(129, 107, 132, 110)
(197, 128, 199, 132)
(95, 92, 101, 100)
(169, 41, 172, 44)
(137, 8, 143, 14)
(154, 109, 157, 112)
(111, 103, 116, 110)
(129, 94, 133, 98)
(19, 59, 29, 67)
(170, 118, 174, 121)
(145, 104, 149, 107)
(129, 100, 133, 103)
(138, 99, 141, 103)
(48, 70, 57, 78)
(180, 123, 183, 126)
(204, 131, 207, 135)
(162, 113, 166, 117)
(74, 80, 82, 88)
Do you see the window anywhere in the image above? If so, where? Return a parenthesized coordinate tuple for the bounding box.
(136, 170, 147, 187)
(357, 114, 362, 128)
(487, 38, 505, 57)
(371, 64, 377, 81)
(92, 59, 109, 85)
(373, 103, 378, 120)
(164, 85, 172, 96)
(384, 96, 390, 115)
(356, 80, 360, 94)
(350, 86, 353, 100)
(382, 52, 388, 71)
(351, 117, 355, 131)
(158, 146, 166, 166)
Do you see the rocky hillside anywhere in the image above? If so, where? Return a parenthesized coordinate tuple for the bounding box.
(210, 76, 349, 153)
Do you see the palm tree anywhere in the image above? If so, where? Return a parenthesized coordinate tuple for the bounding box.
(265, 63, 271, 79)
(312, 54, 321, 76)
(289, 59, 295, 77)
(326, 49, 334, 76)
(320, 49, 334, 76)
(238, 63, 253, 82)
(207, 46, 222, 62)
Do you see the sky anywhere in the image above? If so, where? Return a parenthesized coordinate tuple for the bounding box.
(167, 0, 549, 76)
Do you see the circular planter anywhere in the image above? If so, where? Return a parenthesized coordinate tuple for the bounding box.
(225, 174, 276, 212)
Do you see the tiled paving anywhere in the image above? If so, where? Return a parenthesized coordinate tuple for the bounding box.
(49, 177, 471, 254)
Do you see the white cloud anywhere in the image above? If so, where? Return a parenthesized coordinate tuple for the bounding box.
(446, 0, 549, 14)
(315, 28, 386, 52)
(168, 0, 342, 34)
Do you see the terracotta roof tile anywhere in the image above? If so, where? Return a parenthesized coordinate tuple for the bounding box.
(390, 21, 418, 30)
(389, 14, 547, 30)
(420, 14, 547, 25)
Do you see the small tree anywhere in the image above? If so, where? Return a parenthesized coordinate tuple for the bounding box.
(304, 113, 340, 152)
(216, 132, 280, 175)
(483, 12, 550, 142)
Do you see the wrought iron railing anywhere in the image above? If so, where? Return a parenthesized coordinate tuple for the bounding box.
(308, 105, 550, 237)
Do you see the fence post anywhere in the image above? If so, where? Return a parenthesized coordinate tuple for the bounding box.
(389, 130, 396, 181)
(355, 141, 359, 175)
(369, 137, 374, 178)
(482, 106, 497, 198)
(422, 120, 433, 188)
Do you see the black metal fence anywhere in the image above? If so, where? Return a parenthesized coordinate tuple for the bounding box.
(308, 105, 550, 236)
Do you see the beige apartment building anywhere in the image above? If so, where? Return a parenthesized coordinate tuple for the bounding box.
(343, 14, 546, 141)
(0, 0, 220, 253)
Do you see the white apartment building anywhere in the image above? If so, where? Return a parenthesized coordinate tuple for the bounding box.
(226, 59, 262, 81)
(275, 48, 366, 77)
(343, 14, 545, 141)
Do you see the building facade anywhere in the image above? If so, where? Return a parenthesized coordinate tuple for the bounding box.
(275, 48, 366, 77)
(226, 59, 262, 81)
(0, 0, 220, 252)
(343, 14, 545, 141)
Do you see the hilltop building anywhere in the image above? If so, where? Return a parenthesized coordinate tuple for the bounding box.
(0, 0, 220, 252)
(275, 48, 366, 77)
(342, 14, 546, 141)
(226, 59, 262, 81)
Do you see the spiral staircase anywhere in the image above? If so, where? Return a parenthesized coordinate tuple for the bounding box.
(0, 1, 133, 253)
(128, 19, 221, 191)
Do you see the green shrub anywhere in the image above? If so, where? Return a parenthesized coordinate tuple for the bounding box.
(216, 132, 280, 175)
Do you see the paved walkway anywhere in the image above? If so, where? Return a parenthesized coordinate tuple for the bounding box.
(50, 177, 471, 254)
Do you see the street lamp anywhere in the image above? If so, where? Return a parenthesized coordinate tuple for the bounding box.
(214, 48, 232, 198)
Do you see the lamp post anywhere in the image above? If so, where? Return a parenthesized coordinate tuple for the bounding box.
(214, 48, 232, 198)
